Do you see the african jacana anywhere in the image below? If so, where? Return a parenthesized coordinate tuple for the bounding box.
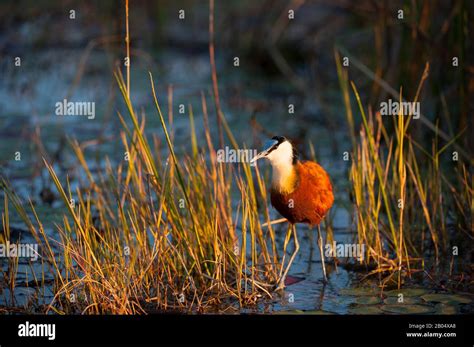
(251, 136, 334, 289)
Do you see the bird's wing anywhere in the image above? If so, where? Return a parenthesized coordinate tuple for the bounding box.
(299, 161, 333, 190)
(297, 161, 334, 220)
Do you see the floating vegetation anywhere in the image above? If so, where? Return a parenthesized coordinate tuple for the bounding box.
(421, 293, 473, 305)
(354, 296, 382, 305)
(349, 306, 384, 315)
(338, 287, 379, 297)
(380, 304, 436, 315)
(384, 289, 429, 297)
(383, 297, 422, 305)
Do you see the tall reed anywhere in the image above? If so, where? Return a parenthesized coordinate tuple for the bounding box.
(337, 56, 472, 287)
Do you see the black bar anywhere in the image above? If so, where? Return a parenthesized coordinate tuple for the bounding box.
(0, 314, 473, 346)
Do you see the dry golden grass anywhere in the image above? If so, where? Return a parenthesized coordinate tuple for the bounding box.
(1, 70, 288, 313)
(336, 54, 472, 288)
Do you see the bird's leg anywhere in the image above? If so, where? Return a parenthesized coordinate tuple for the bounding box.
(277, 224, 299, 290)
(307, 227, 314, 273)
(317, 225, 328, 283)
(278, 224, 293, 280)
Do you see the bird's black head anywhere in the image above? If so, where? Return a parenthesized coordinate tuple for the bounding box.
(251, 135, 299, 165)
(271, 136, 287, 144)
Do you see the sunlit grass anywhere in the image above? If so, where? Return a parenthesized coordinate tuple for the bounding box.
(336, 55, 472, 288)
(1, 69, 284, 314)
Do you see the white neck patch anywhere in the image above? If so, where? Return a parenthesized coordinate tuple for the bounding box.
(266, 141, 295, 189)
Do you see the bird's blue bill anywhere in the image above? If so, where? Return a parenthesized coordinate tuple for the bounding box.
(250, 139, 278, 163)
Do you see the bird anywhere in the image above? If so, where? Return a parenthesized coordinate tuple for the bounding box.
(251, 136, 334, 289)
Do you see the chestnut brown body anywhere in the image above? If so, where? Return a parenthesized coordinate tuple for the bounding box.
(270, 161, 334, 226)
